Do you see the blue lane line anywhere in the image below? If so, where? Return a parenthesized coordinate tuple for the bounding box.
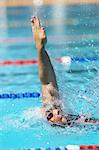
(72, 56, 99, 62)
(0, 92, 40, 99)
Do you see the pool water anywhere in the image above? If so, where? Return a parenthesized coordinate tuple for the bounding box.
(0, 4, 99, 150)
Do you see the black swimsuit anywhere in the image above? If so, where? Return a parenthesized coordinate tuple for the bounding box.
(44, 103, 98, 127)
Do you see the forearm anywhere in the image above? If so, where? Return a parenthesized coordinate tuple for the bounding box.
(38, 49, 58, 90)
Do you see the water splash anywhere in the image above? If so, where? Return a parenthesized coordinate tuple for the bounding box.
(58, 69, 99, 118)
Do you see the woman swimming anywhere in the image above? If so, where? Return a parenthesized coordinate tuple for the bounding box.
(31, 16, 99, 127)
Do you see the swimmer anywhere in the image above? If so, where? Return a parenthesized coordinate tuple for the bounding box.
(31, 16, 99, 127)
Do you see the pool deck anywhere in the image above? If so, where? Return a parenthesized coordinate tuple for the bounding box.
(0, 0, 99, 7)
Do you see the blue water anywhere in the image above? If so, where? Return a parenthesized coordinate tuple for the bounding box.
(0, 4, 99, 150)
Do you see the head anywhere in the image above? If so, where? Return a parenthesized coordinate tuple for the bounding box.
(46, 108, 67, 125)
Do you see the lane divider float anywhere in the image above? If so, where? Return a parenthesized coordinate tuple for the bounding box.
(0, 59, 38, 66)
(80, 145, 99, 149)
(0, 92, 40, 99)
(17, 145, 99, 150)
(0, 56, 98, 66)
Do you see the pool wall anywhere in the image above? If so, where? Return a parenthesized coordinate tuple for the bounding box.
(0, 0, 99, 7)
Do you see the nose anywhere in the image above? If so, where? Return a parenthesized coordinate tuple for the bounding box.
(53, 115, 63, 122)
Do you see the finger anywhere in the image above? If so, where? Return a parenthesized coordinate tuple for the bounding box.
(31, 16, 36, 24)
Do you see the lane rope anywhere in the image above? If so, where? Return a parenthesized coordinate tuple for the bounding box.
(0, 56, 98, 66)
(15, 145, 99, 150)
(0, 92, 40, 99)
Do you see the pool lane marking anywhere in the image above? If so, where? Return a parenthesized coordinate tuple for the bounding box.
(0, 34, 99, 44)
(0, 56, 98, 66)
(0, 68, 97, 77)
(0, 67, 98, 77)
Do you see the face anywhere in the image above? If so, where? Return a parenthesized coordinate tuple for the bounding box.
(46, 109, 67, 124)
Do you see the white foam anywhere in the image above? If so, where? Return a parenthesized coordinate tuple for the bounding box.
(23, 107, 44, 121)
